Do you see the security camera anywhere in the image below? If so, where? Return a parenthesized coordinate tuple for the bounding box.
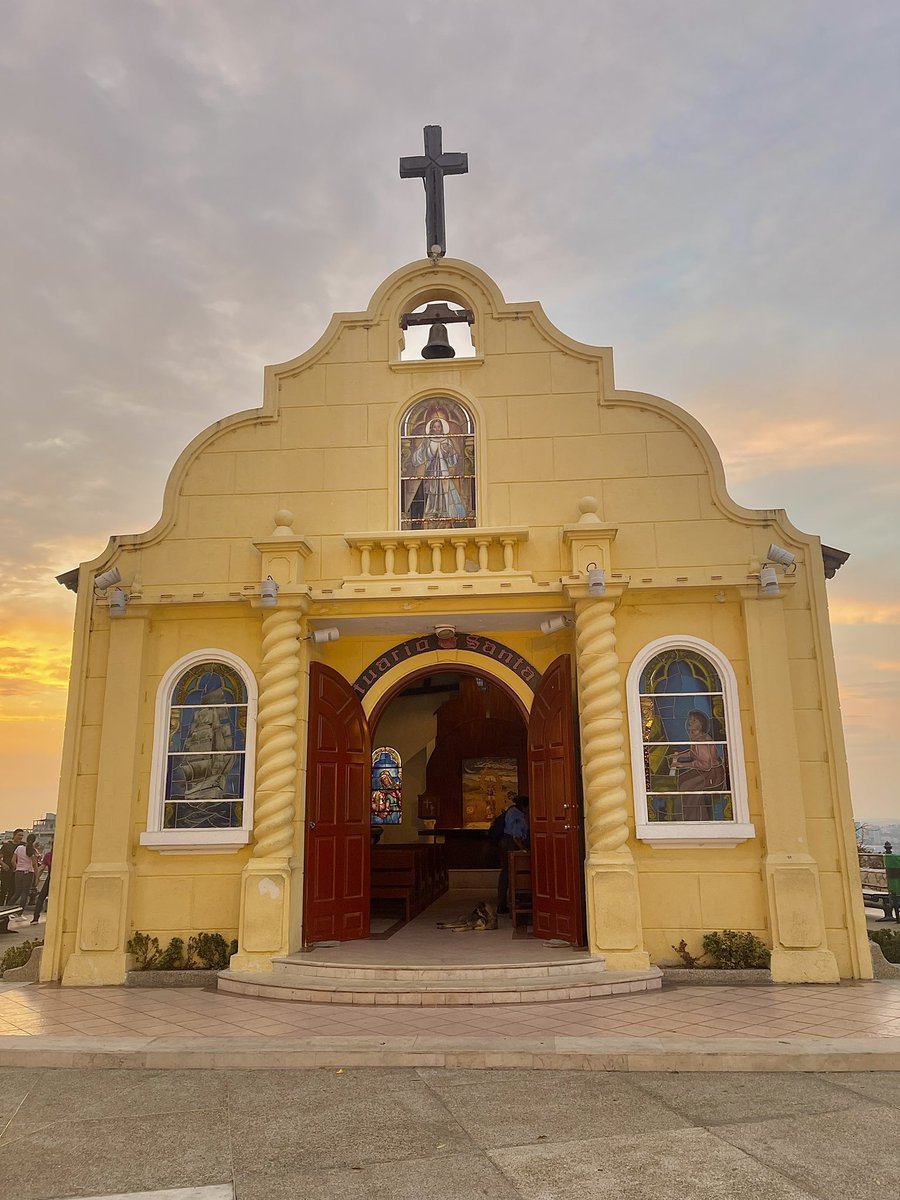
(434, 624, 456, 640)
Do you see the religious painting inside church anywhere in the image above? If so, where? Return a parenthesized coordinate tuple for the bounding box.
(164, 662, 248, 829)
(638, 649, 733, 822)
(400, 396, 476, 530)
(462, 757, 517, 827)
(371, 746, 402, 824)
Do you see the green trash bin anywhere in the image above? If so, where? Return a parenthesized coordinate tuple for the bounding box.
(885, 855, 900, 916)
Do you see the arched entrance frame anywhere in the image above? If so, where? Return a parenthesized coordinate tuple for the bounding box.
(362, 650, 534, 727)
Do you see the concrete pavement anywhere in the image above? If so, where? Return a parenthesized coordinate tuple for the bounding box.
(2, 1065, 900, 1198)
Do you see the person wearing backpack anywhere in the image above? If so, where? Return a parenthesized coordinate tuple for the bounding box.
(496, 795, 529, 915)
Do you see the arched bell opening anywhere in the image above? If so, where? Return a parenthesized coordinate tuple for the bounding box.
(398, 298, 477, 360)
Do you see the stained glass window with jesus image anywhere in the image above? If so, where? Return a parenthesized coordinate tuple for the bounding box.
(400, 396, 476, 530)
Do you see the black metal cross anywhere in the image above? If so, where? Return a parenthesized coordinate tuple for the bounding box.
(400, 125, 468, 260)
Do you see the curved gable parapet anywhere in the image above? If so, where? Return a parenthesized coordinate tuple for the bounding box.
(75, 257, 826, 576)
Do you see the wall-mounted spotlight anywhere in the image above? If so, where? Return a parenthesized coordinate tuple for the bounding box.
(108, 587, 129, 617)
(307, 627, 340, 644)
(260, 576, 279, 608)
(94, 567, 121, 592)
(759, 565, 781, 598)
(586, 562, 606, 597)
(766, 543, 797, 571)
(540, 615, 573, 636)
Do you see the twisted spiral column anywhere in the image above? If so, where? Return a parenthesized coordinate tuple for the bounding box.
(575, 597, 630, 857)
(252, 605, 302, 859)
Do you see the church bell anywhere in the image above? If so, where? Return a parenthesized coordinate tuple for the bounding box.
(421, 322, 455, 359)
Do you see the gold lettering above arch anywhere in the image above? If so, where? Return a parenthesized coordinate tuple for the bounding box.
(353, 633, 541, 700)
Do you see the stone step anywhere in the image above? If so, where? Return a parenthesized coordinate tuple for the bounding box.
(217, 965, 663, 1006)
(270, 954, 605, 983)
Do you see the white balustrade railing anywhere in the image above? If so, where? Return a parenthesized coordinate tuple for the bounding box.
(344, 527, 529, 579)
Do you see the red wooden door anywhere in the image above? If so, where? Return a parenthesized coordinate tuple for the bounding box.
(528, 655, 586, 945)
(303, 663, 371, 944)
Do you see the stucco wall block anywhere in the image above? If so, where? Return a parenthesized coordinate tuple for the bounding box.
(553, 434, 648, 480)
(610, 522, 657, 569)
(699, 873, 767, 931)
(508, 393, 599, 439)
(639, 872, 702, 930)
(600, 405, 677, 435)
(132, 876, 194, 932)
(282, 404, 372, 448)
(508, 480, 597, 527)
(76, 725, 102, 776)
(550, 353, 600, 394)
(478, 353, 551, 396)
(800, 761, 835, 818)
(181, 452, 237, 496)
(605, 476, 700, 523)
(794, 709, 829, 762)
(655, 520, 752, 568)
(789, 659, 825, 710)
(646, 431, 708, 476)
(234, 449, 325, 494)
(488, 438, 556, 483)
(278, 365, 327, 407)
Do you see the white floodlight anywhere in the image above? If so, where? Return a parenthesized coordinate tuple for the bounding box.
(586, 563, 606, 597)
(95, 567, 122, 592)
(759, 565, 781, 597)
(540, 615, 572, 635)
(766, 544, 796, 569)
(310, 627, 340, 644)
(108, 587, 128, 617)
(260, 576, 279, 608)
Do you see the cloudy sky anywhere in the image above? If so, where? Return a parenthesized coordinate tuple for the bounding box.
(1, 1, 898, 831)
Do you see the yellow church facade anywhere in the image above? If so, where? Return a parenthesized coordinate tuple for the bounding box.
(44, 257, 870, 988)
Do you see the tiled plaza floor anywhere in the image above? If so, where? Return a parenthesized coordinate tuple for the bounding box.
(2, 979, 900, 1040)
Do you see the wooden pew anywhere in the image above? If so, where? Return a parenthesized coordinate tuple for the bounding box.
(370, 843, 448, 924)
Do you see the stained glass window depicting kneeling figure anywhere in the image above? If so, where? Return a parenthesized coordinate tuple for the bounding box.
(371, 746, 402, 825)
(638, 648, 733, 823)
(164, 662, 248, 830)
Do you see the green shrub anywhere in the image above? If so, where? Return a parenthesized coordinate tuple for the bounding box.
(0, 939, 43, 976)
(156, 937, 185, 970)
(126, 931, 236, 970)
(702, 929, 770, 970)
(870, 929, 900, 963)
(126, 931, 161, 970)
(195, 932, 233, 970)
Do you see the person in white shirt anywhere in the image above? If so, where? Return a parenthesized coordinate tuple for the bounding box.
(11, 834, 40, 916)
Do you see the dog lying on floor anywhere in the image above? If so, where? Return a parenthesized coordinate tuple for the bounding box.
(436, 900, 498, 932)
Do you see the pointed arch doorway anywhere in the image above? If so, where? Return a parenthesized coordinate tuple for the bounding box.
(303, 655, 586, 948)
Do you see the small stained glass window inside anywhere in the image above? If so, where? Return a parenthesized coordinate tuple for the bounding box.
(638, 648, 733, 823)
(164, 662, 248, 830)
(400, 396, 476, 530)
(371, 746, 402, 825)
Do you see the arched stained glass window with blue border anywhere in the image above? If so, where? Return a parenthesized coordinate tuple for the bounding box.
(164, 662, 248, 830)
(371, 746, 402, 825)
(638, 648, 732, 823)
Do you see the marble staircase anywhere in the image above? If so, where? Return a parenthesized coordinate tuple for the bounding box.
(217, 955, 662, 1006)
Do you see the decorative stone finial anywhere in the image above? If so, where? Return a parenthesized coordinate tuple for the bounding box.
(577, 496, 602, 525)
(271, 509, 295, 538)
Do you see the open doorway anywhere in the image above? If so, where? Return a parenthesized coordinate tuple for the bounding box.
(303, 656, 586, 951)
(368, 670, 526, 936)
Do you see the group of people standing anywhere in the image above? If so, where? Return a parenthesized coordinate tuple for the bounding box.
(0, 829, 52, 924)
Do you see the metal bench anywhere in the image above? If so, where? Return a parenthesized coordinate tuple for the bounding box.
(0, 905, 23, 933)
